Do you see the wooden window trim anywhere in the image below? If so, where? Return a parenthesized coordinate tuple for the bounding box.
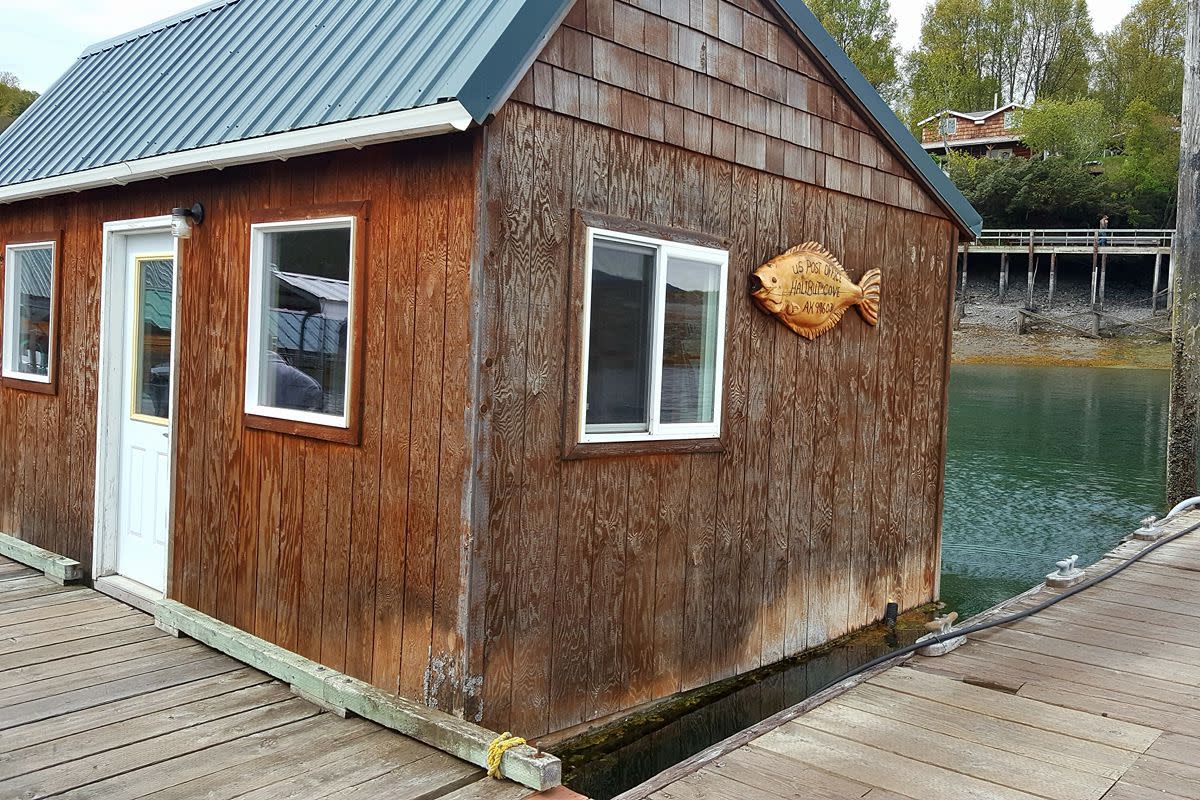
(1, 230, 63, 396)
(562, 210, 732, 460)
(243, 201, 368, 446)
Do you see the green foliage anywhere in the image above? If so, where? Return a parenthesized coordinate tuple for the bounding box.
(906, 0, 997, 124)
(808, 0, 901, 100)
(942, 99, 1180, 229)
(1018, 99, 1108, 159)
(1105, 100, 1181, 226)
(1094, 0, 1185, 118)
(906, 0, 1095, 125)
(0, 73, 38, 123)
(942, 154, 1109, 227)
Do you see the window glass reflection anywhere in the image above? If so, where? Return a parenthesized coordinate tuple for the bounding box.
(133, 257, 173, 420)
(660, 257, 721, 424)
(585, 239, 656, 432)
(7, 245, 54, 378)
(258, 226, 352, 415)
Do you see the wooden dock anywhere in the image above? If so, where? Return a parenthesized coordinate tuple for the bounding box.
(631, 511, 1200, 800)
(0, 557, 555, 800)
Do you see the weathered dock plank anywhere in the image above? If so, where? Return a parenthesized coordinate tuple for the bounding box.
(0, 557, 550, 800)
(632, 511, 1200, 800)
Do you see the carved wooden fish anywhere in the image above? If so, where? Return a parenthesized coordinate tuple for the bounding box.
(748, 242, 881, 340)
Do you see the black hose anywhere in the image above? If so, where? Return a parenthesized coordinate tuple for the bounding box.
(821, 515, 1200, 690)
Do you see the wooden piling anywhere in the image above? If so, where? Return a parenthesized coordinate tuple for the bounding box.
(1090, 234, 1100, 306)
(1099, 253, 1108, 308)
(961, 243, 970, 294)
(1026, 234, 1035, 308)
(999, 252, 1009, 301)
(1048, 252, 1058, 309)
(1167, 0, 1200, 507)
(1153, 252, 1163, 314)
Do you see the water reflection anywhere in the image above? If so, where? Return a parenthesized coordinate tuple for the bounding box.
(940, 364, 1168, 616)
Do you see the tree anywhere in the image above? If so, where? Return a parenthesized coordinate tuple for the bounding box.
(1107, 99, 1181, 226)
(1021, 0, 1094, 101)
(906, 0, 1094, 125)
(808, 0, 901, 101)
(906, 0, 997, 124)
(1018, 98, 1108, 159)
(0, 73, 38, 125)
(942, 153, 1111, 227)
(1094, 0, 1186, 117)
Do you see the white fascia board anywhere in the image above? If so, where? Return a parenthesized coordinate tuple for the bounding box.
(0, 101, 474, 205)
(921, 135, 1024, 150)
(916, 104, 1029, 127)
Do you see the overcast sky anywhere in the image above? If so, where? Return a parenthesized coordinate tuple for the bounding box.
(1, 0, 1139, 94)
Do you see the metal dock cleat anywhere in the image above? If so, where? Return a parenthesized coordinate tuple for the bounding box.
(1046, 554, 1086, 588)
(1132, 516, 1166, 541)
(916, 611, 966, 657)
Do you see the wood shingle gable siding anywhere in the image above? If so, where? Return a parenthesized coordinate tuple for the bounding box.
(515, 0, 945, 219)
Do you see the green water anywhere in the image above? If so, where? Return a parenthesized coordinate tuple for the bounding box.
(940, 364, 1170, 618)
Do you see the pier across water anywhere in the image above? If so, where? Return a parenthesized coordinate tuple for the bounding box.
(958, 228, 1177, 314)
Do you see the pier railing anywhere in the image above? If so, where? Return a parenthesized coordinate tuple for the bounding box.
(957, 227, 1177, 320)
(970, 228, 1175, 250)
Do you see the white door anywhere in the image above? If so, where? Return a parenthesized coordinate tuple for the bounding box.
(114, 232, 175, 591)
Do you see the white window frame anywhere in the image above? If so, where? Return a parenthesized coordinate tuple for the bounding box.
(245, 215, 357, 429)
(578, 227, 728, 444)
(939, 116, 958, 136)
(2, 239, 57, 384)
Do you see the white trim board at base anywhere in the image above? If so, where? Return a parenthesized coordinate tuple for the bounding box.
(93, 574, 163, 615)
(0, 102, 474, 205)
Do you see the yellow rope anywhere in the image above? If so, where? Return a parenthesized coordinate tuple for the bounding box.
(486, 731, 526, 779)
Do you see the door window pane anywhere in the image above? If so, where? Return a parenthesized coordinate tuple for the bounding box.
(4, 244, 54, 380)
(661, 257, 721, 424)
(585, 239, 656, 432)
(132, 257, 173, 420)
(255, 224, 352, 417)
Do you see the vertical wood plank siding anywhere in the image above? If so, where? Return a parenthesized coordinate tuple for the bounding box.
(471, 0, 958, 736)
(0, 136, 480, 710)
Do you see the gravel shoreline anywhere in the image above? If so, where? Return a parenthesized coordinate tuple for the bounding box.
(951, 277, 1169, 368)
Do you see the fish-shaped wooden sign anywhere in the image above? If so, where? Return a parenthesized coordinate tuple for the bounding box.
(747, 242, 881, 339)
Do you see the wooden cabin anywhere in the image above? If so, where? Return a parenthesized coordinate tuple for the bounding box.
(918, 103, 1033, 159)
(0, 0, 980, 739)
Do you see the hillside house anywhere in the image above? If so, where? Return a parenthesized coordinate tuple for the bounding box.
(0, 0, 980, 740)
(920, 103, 1031, 159)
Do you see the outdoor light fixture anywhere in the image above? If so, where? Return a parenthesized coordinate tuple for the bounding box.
(171, 203, 205, 239)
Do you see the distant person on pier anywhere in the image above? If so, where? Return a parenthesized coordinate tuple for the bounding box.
(1099, 214, 1110, 246)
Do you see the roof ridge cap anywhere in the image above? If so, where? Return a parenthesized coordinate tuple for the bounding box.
(79, 0, 240, 59)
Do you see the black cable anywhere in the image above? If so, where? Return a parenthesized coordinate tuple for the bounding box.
(821, 515, 1200, 690)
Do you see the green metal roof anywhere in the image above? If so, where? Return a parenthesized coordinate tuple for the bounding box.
(0, 0, 980, 235)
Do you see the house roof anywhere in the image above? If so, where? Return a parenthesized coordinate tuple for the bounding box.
(0, 0, 570, 200)
(917, 103, 1028, 127)
(274, 272, 351, 306)
(0, 0, 981, 236)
